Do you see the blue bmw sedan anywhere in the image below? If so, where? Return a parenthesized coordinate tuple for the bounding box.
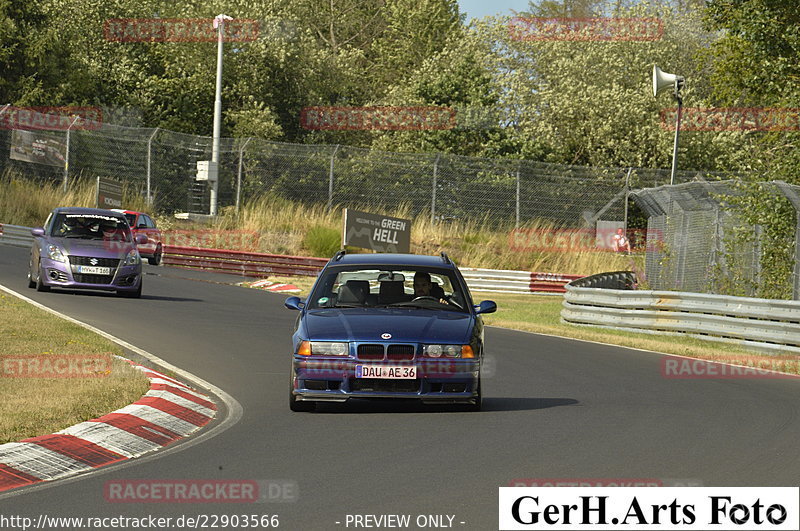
(285, 252, 496, 412)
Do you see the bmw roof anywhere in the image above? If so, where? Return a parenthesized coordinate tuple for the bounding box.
(330, 253, 456, 268)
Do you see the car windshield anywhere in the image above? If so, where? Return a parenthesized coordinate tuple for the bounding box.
(51, 213, 132, 242)
(308, 266, 469, 313)
(123, 213, 137, 227)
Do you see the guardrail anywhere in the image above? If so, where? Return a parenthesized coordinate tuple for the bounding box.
(461, 268, 583, 294)
(163, 246, 328, 277)
(1, 222, 582, 292)
(0, 224, 35, 248)
(561, 271, 800, 355)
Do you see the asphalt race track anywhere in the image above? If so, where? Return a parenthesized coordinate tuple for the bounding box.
(1, 242, 799, 530)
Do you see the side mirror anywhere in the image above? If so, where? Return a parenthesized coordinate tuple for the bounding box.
(474, 300, 497, 315)
(30, 227, 45, 237)
(135, 234, 148, 245)
(285, 296, 305, 311)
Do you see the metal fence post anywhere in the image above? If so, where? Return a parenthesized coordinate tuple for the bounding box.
(515, 169, 520, 228)
(431, 153, 440, 224)
(623, 167, 632, 229)
(63, 116, 80, 193)
(146, 128, 158, 206)
(794, 212, 800, 301)
(236, 137, 252, 213)
(328, 144, 339, 211)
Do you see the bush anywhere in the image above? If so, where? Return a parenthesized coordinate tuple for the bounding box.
(303, 225, 341, 258)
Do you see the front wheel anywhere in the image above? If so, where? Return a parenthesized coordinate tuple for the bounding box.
(289, 370, 315, 412)
(35, 263, 50, 292)
(118, 282, 142, 299)
(148, 245, 162, 266)
(465, 377, 482, 412)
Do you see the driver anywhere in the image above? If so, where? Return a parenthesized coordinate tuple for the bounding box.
(413, 272, 448, 304)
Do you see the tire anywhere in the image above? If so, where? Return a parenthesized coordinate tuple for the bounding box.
(289, 369, 315, 412)
(27, 266, 35, 289)
(35, 263, 50, 292)
(148, 245, 162, 266)
(465, 377, 482, 412)
(118, 281, 142, 299)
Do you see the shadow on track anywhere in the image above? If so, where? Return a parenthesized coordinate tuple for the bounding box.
(309, 397, 579, 414)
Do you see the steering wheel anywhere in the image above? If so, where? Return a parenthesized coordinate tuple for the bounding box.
(411, 296, 438, 302)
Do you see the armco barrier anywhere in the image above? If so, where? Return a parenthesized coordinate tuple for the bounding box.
(1, 223, 581, 292)
(0, 224, 35, 248)
(561, 271, 800, 354)
(162, 245, 328, 277)
(460, 268, 582, 294)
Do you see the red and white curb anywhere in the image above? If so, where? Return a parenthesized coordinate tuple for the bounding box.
(0, 360, 216, 493)
(248, 279, 301, 293)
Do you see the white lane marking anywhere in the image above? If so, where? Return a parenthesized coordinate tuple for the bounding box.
(0, 282, 244, 499)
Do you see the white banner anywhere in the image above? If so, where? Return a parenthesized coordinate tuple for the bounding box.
(499, 487, 799, 530)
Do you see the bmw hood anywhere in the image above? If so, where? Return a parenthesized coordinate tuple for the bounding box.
(49, 238, 134, 259)
(302, 308, 473, 344)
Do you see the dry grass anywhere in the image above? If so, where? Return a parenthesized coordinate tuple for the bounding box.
(0, 169, 150, 228)
(0, 291, 150, 443)
(207, 195, 637, 276)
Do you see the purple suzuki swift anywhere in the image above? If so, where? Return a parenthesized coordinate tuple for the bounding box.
(27, 207, 147, 298)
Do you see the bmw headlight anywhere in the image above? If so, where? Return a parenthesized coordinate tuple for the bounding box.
(423, 344, 472, 358)
(123, 249, 141, 266)
(47, 245, 67, 263)
(310, 342, 348, 356)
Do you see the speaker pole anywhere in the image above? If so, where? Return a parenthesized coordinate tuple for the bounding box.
(670, 91, 683, 186)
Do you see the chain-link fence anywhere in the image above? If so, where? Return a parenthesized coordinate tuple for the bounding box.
(633, 180, 800, 300)
(0, 110, 732, 228)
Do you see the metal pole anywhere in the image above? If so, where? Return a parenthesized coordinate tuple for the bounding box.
(146, 128, 158, 206)
(515, 169, 520, 228)
(63, 116, 80, 193)
(236, 137, 252, 213)
(623, 167, 632, 229)
(210, 14, 231, 217)
(431, 154, 440, 224)
(794, 212, 800, 300)
(328, 144, 339, 211)
(670, 94, 683, 185)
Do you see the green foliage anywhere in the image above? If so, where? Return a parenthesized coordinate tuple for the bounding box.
(302, 225, 341, 257)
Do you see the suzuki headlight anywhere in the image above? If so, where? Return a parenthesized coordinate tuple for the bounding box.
(310, 342, 349, 356)
(123, 249, 141, 266)
(47, 245, 67, 263)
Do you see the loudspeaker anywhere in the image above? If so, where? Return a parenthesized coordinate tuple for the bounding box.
(653, 65, 684, 97)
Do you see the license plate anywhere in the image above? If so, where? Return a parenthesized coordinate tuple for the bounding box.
(76, 266, 111, 275)
(356, 365, 416, 379)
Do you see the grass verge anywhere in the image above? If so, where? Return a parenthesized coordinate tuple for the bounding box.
(480, 292, 800, 374)
(0, 291, 151, 443)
